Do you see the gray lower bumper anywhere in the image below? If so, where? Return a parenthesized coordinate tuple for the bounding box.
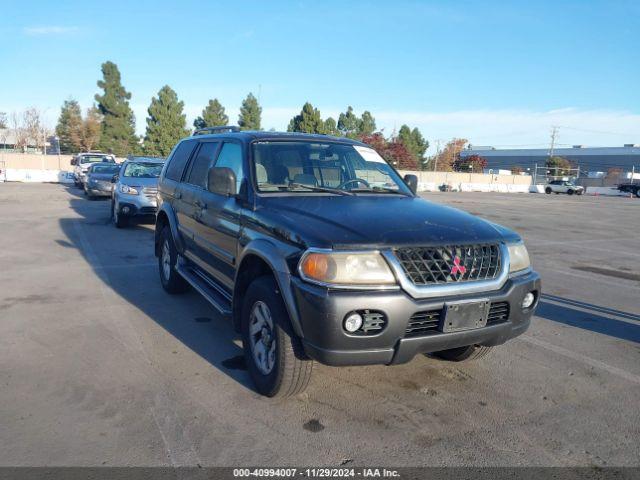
(292, 271, 540, 366)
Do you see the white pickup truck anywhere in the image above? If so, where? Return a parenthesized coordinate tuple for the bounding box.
(545, 180, 584, 195)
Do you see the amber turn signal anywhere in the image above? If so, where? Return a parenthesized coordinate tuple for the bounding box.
(300, 253, 330, 281)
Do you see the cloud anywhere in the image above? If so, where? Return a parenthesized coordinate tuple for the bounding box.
(371, 108, 640, 150)
(130, 102, 640, 150)
(23, 26, 79, 36)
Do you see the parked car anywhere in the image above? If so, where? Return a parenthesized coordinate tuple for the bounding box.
(617, 183, 640, 198)
(545, 180, 584, 195)
(111, 157, 165, 228)
(84, 163, 121, 199)
(155, 127, 540, 397)
(71, 152, 116, 188)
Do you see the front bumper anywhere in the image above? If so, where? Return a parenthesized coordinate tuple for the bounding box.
(86, 182, 113, 196)
(292, 270, 540, 366)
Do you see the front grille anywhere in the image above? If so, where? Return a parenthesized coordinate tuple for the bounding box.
(139, 206, 157, 215)
(394, 244, 501, 285)
(405, 309, 442, 337)
(143, 187, 158, 200)
(487, 302, 510, 324)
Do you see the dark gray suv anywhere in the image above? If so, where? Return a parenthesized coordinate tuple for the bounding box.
(155, 127, 540, 397)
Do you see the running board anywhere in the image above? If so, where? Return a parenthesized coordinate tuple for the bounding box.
(175, 263, 232, 317)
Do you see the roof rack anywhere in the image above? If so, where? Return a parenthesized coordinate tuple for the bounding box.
(193, 126, 241, 135)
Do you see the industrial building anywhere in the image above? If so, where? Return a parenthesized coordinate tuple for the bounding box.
(460, 144, 640, 175)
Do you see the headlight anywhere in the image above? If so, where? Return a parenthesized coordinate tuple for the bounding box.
(298, 251, 396, 286)
(119, 184, 139, 195)
(508, 243, 530, 273)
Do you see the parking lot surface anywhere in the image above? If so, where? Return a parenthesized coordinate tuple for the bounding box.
(0, 183, 638, 467)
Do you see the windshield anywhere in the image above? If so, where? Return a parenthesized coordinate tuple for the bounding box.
(90, 164, 120, 174)
(123, 162, 164, 178)
(80, 155, 112, 163)
(252, 141, 411, 195)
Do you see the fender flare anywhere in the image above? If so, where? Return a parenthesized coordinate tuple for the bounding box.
(155, 203, 185, 255)
(235, 239, 304, 338)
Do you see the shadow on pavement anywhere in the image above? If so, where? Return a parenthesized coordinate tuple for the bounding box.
(58, 186, 254, 392)
(537, 293, 640, 343)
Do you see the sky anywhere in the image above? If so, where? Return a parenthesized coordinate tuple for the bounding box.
(1, 0, 639, 151)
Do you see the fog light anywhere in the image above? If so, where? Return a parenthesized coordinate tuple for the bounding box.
(522, 292, 535, 309)
(122, 206, 130, 214)
(344, 312, 363, 333)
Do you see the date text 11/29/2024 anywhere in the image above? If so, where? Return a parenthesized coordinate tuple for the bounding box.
(232, 468, 400, 478)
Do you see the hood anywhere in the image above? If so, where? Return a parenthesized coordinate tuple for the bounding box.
(255, 195, 520, 249)
(119, 176, 159, 187)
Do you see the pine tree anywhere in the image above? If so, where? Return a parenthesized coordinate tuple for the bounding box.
(398, 125, 429, 168)
(359, 111, 376, 136)
(94, 61, 138, 155)
(55, 99, 84, 153)
(193, 98, 229, 130)
(287, 102, 326, 134)
(238, 93, 262, 130)
(144, 85, 190, 157)
(324, 117, 339, 136)
(337, 106, 360, 138)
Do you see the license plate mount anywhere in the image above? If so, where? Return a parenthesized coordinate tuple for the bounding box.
(442, 299, 490, 333)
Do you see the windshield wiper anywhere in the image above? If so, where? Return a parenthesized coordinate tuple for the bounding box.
(350, 187, 413, 197)
(286, 183, 355, 196)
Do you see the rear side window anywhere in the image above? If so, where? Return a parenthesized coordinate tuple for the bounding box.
(165, 140, 196, 181)
(214, 142, 243, 192)
(187, 142, 219, 188)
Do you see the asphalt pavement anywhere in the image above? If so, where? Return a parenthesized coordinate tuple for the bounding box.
(0, 183, 638, 467)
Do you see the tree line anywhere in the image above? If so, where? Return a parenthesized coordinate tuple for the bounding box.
(51, 61, 435, 169)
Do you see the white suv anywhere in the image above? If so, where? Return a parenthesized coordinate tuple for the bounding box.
(545, 180, 584, 195)
(72, 152, 116, 187)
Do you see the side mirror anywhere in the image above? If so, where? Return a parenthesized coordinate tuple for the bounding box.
(70, 158, 77, 166)
(111, 175, 118, 184)
(208, 166, 237, 196)
(404, 174, 418, 194)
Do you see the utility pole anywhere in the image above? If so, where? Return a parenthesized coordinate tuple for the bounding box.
(548, 125, 558, 159)
(433, 139, 441, 172)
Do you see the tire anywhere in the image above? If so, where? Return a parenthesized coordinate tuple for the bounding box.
(113, 201, 128, 228)
(545, 187, 552, 194)
(158, 226, 189, 294)
(432, 345, 493, 362)
(567, 189, 574, 195)
(635, 189, 640, 198)
(241, 276, 313, 397)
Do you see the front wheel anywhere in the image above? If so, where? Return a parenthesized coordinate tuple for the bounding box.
(158, 226, 189, 294)
(567, 189, 574, 195)
(241, 276, 313, 397)
(113, 201, 128, 228)
(431, 345, 493, 362)
(545, 187, 552, 194)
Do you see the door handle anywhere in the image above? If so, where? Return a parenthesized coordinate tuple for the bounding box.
(195, 200, 207, 210)
(175, 191, 182, 199)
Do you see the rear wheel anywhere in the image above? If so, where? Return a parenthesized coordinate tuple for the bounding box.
(158, 226, 189, 294)
(567, 189, 574, 195)
(635, 189, 640, 198)
(431, 345, 493, 362)
(545, 187, 552, 194)
(241, 276, 313, 397)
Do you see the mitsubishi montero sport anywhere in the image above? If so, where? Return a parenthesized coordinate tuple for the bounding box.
(155, 127, 541, 397)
